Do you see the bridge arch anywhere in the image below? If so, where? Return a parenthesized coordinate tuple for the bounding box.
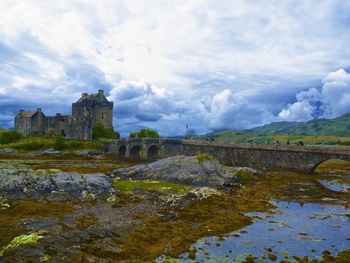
(118, 145, 127, 157)
(129, 145, 142, 159)
(312, 158, 350, 174)
(147, 145, 160, 159)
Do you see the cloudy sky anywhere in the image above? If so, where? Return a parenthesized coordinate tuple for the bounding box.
(1, 0, 350, 136)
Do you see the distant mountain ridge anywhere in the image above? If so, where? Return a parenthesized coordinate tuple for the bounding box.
(247, 113, 350, 137)
(197, 113, 350, 145)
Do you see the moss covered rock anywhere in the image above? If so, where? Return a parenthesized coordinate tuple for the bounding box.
(110, 155, 241, 188)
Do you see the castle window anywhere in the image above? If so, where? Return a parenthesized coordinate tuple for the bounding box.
(101, 113, 104, 119)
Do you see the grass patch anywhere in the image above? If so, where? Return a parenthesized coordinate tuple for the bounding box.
(0, 136, 102, 152)
(196, 152, 215, 163)
(114, 180, 191, 194)
(196, 130, 350, 146)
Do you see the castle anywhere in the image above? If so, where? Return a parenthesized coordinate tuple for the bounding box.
(15, 90, 113, 140)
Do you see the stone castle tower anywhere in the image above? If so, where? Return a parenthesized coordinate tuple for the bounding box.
(15, 90, 114, 140)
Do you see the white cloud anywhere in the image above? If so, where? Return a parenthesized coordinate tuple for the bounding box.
(278, 101, 315, 121)
(278, 69, 350, 121)
(206, 89, 272, 130)
(1, 1, 350, 133)
(108, 80, 187, 135)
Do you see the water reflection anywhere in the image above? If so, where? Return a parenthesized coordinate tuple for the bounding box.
(177, 201, 350, 262)
(319, 178, 350, 193)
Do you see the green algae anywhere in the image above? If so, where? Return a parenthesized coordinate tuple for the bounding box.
(0, 201, 10, 210)
(106, 195, 116, 203)
(40, 254, 52, 262)
(226, 167, 259, 183)
(114, 179, 191, 194)
(36, 168, 62, 175)
(315, 159, 350, 175)
(75, 214, 97, 229)
(0, 230, 47, 256)
(162, 258, 181, 263)
(0, 200, 75, 249)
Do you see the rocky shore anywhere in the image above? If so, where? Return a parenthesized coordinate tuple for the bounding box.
(0, 151, 348, 263)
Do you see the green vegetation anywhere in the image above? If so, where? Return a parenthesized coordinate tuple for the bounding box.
(53, 136, 65, 151)
(314, 159, 350, 175)
(129, 128, 160, 139)
(249, 113, 350, 137)
(196, 152, 215, 162)
(0, 130, 23, 144)
(197, 130, 350, 146)
(0, 136, 102, 152)
(235, 169, 259, 183)
(92, 123, 119, 140)
(196, 113, 350, 146)
(114, 180, 191, 194)
(40, 254, 52, 262)
(0, 230, 47, 256)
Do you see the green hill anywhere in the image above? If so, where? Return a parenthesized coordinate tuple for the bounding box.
(248, 113, 350, 137)
(196, 113, 350, 146)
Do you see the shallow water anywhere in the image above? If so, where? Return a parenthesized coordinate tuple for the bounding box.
(319, 177, 350, 193)
(175, 201, 350, 262)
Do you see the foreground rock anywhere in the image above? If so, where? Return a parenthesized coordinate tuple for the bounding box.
(0, 148, 16, 155)
(110, 155, 245, 187)
(0, 165, 115, 201)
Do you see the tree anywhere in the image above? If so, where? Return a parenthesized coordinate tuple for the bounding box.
(92, 124, 119, 140)
(129, 128, 160, 139)
(129, 131, 138, 138)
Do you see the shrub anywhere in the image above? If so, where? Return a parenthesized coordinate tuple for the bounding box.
(0, 130, 23, 144)
(54, 136, 65, 151)
(21, 140, 45, 151)
(46, 128, 55, 138)
(92, 124, 119, 140)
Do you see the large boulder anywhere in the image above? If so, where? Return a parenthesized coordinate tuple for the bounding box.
(0, 165, 116, 201)
(109, 155, 241, 187)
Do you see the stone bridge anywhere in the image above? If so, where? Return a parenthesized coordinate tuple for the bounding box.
(102, 139, 350, 173)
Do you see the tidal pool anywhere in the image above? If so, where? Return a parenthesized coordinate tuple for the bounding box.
(319, 175, 350, 193)
(173, 201, 350, 262)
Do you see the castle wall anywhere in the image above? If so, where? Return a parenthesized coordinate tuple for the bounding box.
(46, 115, 92, 140)
(31, 111, 46, 135)
(15, 116, 32, 136)
(15, 111, 46, 136)
(92, 103, 113, 129)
